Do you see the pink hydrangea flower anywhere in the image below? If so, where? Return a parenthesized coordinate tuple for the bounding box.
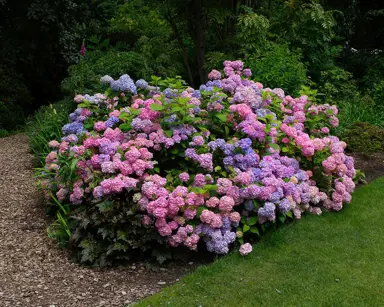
(179, 172, 190, 182)
(239, 243, 252, 256)
(48, 140, 60, 148)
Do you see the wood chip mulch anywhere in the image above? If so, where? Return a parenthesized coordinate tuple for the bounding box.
(0, 134, 193, 307)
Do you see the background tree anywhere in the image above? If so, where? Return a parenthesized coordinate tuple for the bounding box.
(1, 0, 384, 133)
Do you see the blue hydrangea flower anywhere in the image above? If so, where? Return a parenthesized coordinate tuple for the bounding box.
(105, 116, 119, 128)
(163, 88, 178, 98)
(62, 122, 85, 135)
(192, 90, 201, 98)
(199, 85, 213, 92)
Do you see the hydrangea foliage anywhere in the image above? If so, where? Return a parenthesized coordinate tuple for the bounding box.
(40, 60, 356, 259)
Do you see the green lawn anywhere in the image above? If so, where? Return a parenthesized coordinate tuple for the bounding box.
(136, 177, 384, 307)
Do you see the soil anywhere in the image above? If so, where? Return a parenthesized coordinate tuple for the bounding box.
(349, 152, 384, 182)
(0, 134, 195, 307)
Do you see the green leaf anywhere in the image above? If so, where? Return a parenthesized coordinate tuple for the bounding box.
(243, 224, 251, 232)
(178, 97, 190, 104)
(214, 166, 222, 172)
(119, 112, 131, 119)
(119, 123, 131, 132)
(164, 130, 173, 137)
(269, 143, 280, 151)
(149, 104, 164, 111)
(78, 101, 91, 108)
(84, 122, 94, 129)
(196, 206, 205, 218)
(190, 187, 205, 194)
(130, 109, 141, 115)
(70, 159, 78, 172)
(216, 113, 227, 122)
(250, 227, 260, 235)
(204, 184, 217, 191)
(282, 146, 289, 153)
(171, 106, 183, 112)
(247, 216, 258, 226)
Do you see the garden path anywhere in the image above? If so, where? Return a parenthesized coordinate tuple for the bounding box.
(0, 134, 189, 307)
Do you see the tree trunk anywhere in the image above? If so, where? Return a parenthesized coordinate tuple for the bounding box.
(192, 0, 207, 84)
(268, 0, 272, 19)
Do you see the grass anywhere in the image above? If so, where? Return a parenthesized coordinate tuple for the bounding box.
(337, 99, 384, 131)
(136, 177, 384, 307)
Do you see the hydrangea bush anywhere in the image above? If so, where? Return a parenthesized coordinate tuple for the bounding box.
(39, 60, 356, 264)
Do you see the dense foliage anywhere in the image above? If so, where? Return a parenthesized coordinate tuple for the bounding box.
(38, 61, 357, 264)
(2, 0, 384, 137)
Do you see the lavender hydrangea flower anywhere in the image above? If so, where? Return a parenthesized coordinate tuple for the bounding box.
(62, 122, 85, 135)
(163, 88, 178, 98)
(131, 118, 153, 131)
(192, 90, 201, 98)
(198, 221, 236, 255)
(100, 75, 114, 85)
(199, 85, 213, 92)
(279, 199, 291, 214)
(206, 80, 222, 88)
(110, 74, 137, 94)
(258, 202, 276, 222)
(136, 79, 148, 89)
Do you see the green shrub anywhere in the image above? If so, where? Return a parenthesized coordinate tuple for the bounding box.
(316, 66, 357, 104)
(246, 44, 308, 95)
(61, 51, 146, 95)
(373, 80, 384, 107)
(341, 122, 384, 152)
(26, 98, 75, 166)
(61, 50, 184, 96)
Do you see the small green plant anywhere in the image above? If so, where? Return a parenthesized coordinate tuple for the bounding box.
(336, 96, 384, 132)
(26, 98, 75, 166)
(0, 129, 9, 138)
